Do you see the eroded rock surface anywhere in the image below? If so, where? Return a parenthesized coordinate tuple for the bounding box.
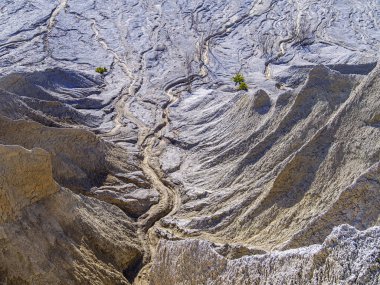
(0, 145, 142, 285)
(0, 145, 58, 222)
(163, 64, 380, 250)
(0, 0, 379, 284)
(150, 225, 380, 285)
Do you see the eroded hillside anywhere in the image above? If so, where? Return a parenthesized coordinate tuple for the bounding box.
(0, 0, 379, 284)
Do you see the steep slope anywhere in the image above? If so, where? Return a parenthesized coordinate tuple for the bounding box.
(0, 145, 142, 284)
(0, 0, 379, 284)
(163, 64, 380, 251)
(150, 225, 380, 285)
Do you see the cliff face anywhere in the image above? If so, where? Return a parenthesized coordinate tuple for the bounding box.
(0, 145, 142, 285)
(0, 0, 379, 284)
(0, 145, 59, 223)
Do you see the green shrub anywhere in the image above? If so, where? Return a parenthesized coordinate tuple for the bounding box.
(95, 67, 108, 74)
(232, 73, 245, 85)
(237, 82, 248, 91)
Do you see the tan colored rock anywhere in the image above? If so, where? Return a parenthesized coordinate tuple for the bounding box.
(0, 188, 143, 285)
(0, 145, 58, 222)
(0, 115, 157, 218)
(0, 116, 108, 192)
(0, 144, 143, 284)
(167, 65, 380, 251)
(1, 0, 380, 282)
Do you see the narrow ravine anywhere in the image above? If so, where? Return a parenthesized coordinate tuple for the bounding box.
(43, 0, 68, 55)
(47, 0, 68, 31)
(90, 15, 190, 285)
(89, 1, 336, 282)
(2, 0, 379, 284)
(94, 4, 270, 282)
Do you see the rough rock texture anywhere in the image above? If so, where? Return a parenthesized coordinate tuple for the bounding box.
(0, 144, 142, 285)
(0, 0, 380, 284)
(0, 145, 58, 222)
(0, 68, 106, 127)
(0, 188, 143, 285)
(0, 115, 158, 218)
(252, 89, 271, 113)
(0, 116, 108, 191)
(150, 225, 380, 285)
(164, 64, 380, 250)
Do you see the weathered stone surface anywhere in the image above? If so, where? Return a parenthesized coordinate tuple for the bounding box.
(0, 145, 58, 222)
(0, 115, 156, 218)
(150, 225, 380, 285)
(164, 64, 380, 251)
(0, 68, 106, 127)
(0, 188, 143, 285)
(0, 144, 142, 284)
(252, 89, 271, 113)
(91, 187, 159, 218)
(0, 115, 108, 191)
(0, 0, 379, 283)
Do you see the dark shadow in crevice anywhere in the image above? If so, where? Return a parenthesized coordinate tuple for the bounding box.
(212, 243, 266, 260)
(327, 62, 377, 75)
(123, 255, 144, 284)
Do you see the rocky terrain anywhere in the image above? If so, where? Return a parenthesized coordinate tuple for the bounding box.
(0, 0, 379, 284)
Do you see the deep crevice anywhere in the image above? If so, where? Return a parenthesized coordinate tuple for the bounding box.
(123, 255, 144, 284)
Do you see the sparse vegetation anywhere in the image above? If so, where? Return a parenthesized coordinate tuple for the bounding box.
(237, 82, 248, 91)
(232, 73, 248, 91)
(95, 67, 108, 74)
(232, 73, 245, 84)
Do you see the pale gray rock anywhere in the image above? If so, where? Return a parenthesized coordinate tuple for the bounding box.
(252, 89, 271, 113)
(164, 64, 380, 251)
(0, 0, 379, 283)
(150, 225, 380, 285)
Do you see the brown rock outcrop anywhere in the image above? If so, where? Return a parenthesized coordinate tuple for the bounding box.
(0, 145, 58, 222)
(0, 115, 158, 218)
(0, 116, 108, 192)
(1, 0, 380, 283)
(0, 144, 143, 284)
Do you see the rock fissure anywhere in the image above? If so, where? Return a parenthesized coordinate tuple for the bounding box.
(0, 0, 379, 284)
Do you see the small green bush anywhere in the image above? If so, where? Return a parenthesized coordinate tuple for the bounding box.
(95, 67, 108, 74)
(232, 72, 248, 91)
(238, 82, 248, 91)
(232, 73, 245, 84)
